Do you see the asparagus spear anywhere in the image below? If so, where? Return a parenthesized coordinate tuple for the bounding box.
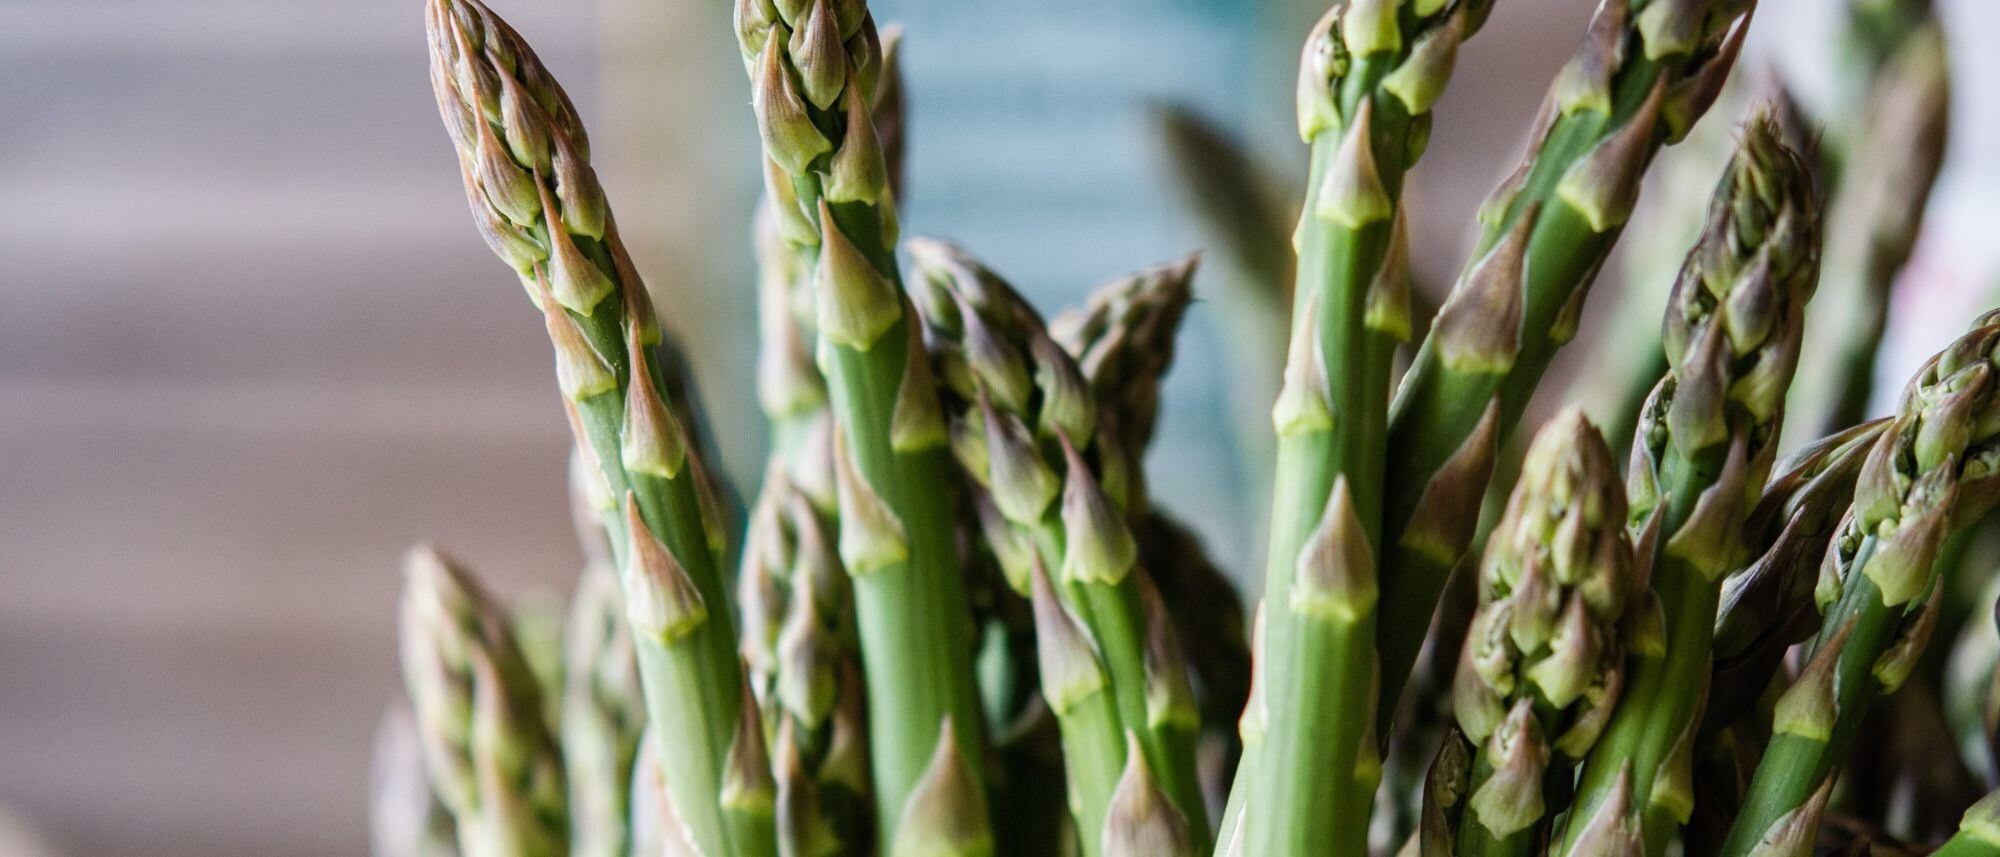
(562, 563, 644, 857)
(1374, 0, 1755, 734)
(1452, 410, 1638, 855)
(733, 3, 992, 844)
(1561, 106, 1818, 856)
(1234, 2, 1496, 852)
(907, 240, 1204, 852)
(1719, 309, 2000, 856)
(1796, 1, 1951, 438)
(424, 3, 762, 853)
(399, 546, 568, 857)
(1052, 257, 1248, 811)
(740, 464, 874, 855)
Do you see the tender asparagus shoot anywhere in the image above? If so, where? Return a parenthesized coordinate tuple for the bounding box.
(907, 240, 1207, 850)
(400, 546, 570, 857)
(1453, 410, 1637, 855)
(1720, 310, 2000, 856)
(1233, 1, 1494, 852)
(424, 3, 763, 853)
(733, 1, 993, 841)
(1562, 107, 1818, 857)
(1374, 0, 1755, 735)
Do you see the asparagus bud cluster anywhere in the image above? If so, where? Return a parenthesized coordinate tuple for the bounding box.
(1453, 410, 1637, 849)
(1050, 257, 1200, 474)
(908, 239, 1204, 854)
(1564, 107, 1818, 856)
(400, 547, 569, 857)
(1721, 309, 2000, 856)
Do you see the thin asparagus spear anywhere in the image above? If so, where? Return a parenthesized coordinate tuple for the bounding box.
(1945, 575, 2000, 789)
(562, 563, 644, 857)
(733, 3, 992, 844)
(1052, 260, 1248, 814)
(424, 3, 762, 853)
(750, 470, 873, 856)
(1719, 309, 2000, 856)
(1797, 0, 1951, 438)
(1452, 410, 1638, 855)
(1374, 0, 1755, 734)
(1561, 107, 1818, 856)
(399, 546, 568, 857)
(1239, 1, 1495, 851)
(907, 240, 1205, 851)
(372, 704, 461, 857)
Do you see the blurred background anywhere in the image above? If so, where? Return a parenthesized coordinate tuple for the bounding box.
(2, 0, 1995, 854)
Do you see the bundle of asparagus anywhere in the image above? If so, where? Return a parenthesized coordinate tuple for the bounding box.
(380, 0, 1996, 855)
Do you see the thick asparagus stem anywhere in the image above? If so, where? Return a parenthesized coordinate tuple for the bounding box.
(1452, 411, 1638, 855)
(1561, 107, 1818, 856)
(1375, 0, 1755, 734)
(1237, 3, 1493, 853)
(1719, 310, 2000, 856)
(399, 547, 569, 857)
(562, 563, 644, 857)
(733, 3, 992, 844)
(907, 241, 1205, 850)
(423, 4, 762, 853)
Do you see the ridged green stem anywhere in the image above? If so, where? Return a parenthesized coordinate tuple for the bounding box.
(734, 1, 990, 842)
(424, 3, 764, 854)
(1236, 3, 1491, 852)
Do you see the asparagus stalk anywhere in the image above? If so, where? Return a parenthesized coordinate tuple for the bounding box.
(740, 465, 874, 855)
(562, 563, 644, 857)
(1374, 0, 1755, 733)
(1561, 107, 1818, 856)
(1798, 1, 1951, 438)
(1452, 410, 1638, 855)
(733, 3, 992, 844)
(1053, 258, 1248, 812)
(424, 4, 763, 853)
(907, 240, 1205, 851)
(1236, 2, 1495, 852)
(1719, 309, 2000, 856)
(398, 546, 568, 857)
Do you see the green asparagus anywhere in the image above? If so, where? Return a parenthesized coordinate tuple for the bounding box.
(1562, 106, 1818, 856)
